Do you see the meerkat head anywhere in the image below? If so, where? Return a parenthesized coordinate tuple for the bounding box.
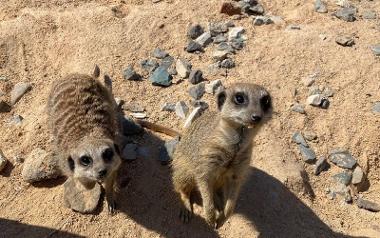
(66, 138, 121, 183)
(216, 83, 272, 128)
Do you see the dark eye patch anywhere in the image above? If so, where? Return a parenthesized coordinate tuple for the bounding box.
(79, 155, 92, 167)
(68, 156, 75, 172)
(234, 92, 247, 105)
(260, 95, 271, 112)
(102, 148, 114, 163)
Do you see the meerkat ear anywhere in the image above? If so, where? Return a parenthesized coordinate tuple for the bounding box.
(93, 65, 100, 78)
(67, 156, 75, 172)
(104, 75, 112, 93)
(217, 90, 227, 111)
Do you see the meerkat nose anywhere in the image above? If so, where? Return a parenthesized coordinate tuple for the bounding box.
(251, 114, 262, 122)
(98, 169, 108, 178)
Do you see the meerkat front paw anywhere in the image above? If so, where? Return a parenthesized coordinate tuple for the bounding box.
(107, 199, 117, 215)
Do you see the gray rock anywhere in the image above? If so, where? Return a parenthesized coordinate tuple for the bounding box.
(335, 35, 355, 47)
(291, 103, 306, 114)
(0, 149, 8, 172)
(176, 59, 192, 79)
(373, 102, 380, 113)
(186, 41, 203, 53)
(189, 70, 203, 85)
(220, 58, 236, 69)
(121, 116, 144, 135)
(320, 98, 330, 109)
(184, 106, 204, 128)
(190, 100, 209, 110)
(64, 177, 102, 214)
(228, 27, 245, 41)
(213, 50, 230, 62)
(22, 148, 61, 183)
(309, 85, 322, 96)
(0, 100, 11, 113)
(158, 137, 180, 164)
(329, 183, 352, 203)
(298, 144, 316, 163)
(352, 166, 364, 185)
(307, 94, 323, 106)
(328, 149, 357, 169)
(189, 82, 206, 100)
(304, 131, 317, 141)
(315, 0, 328, 13)
(314, 156, 329, 175)
(209, 22, 228, 36)
(124, 102, 145, 113)
(207, 62, 222, 76)
(188, 24, 204, 39)
(363, 11, 377, 20)
(371, 45, 380, 56)
(334, 7, 356, 22)
(11, 82, 32, 105)
(332, 171, 352, 185)
(153, 48, 168, 59)
(292, 132, 308, 147)
(149, 66, 172, 86)
(253, 16, 273, 26)
(195, 32, 212, 47)
(323, 87, 335, 97)
(167, 65, 177, 76)
(122, 144, 138, 161)
(213, 35, 227, 43)
(123, 65, 141, 81)
(160, 55, 175, 69)
(205, 80, 223, 94)
(302, 75, 316, 87)
(357, 198, 380, 212)
(246, 3, 265, 15)
(140, 59, 158, 73)
(9, 114, 23, 125)
(161, 102, 176, 112)
(175, 101, 189, 119)
(0, 75, 7, 81)
(230, 38, 245, 50)
(217, 42, 235, 53)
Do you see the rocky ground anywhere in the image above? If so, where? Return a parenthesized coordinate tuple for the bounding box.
(0, 0, 380, 237)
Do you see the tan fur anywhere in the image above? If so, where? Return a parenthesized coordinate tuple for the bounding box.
(172, 83, 272, 228)
(47, 66, 122, 213)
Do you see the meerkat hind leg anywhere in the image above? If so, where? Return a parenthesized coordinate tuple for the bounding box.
(179, 188, 193, 223)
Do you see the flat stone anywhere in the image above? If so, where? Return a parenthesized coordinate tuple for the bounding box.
(188, 24, 204, 39)
(186, 41, 203, 53)
(332, 171, 352, 185)
(122, 144, 138, 161)
(213, 50, 230, 62)
(336, 35, 355, 47)
(64, 177, 102, 214)
(292, 132, 308, 147)
(176, 59, 192, 79)
(373, 102, 380, 113)
(352, 166, 364, 184)
(253, 16, 273, 26)
(121, 116, 144, 135)
(195, 32, 212, 47)
(220, 2, 242, 16)
(230, 38, 245, 50)
(0, 149, 8, 172)
(336, 0, 352, 8)
(9, 114, 23, 125)
(0, 75, 7, 81)
(309, 85, 322, 96)
(220, 58, 236, 69)
(124, 102, 145, 113)
(149, 66, 172, 87)
(140, 59, 158, 73)
(22, 148, 61, 183)
(357, 198, 380, 212)
(167, 65, 177, 76)
(153, 48, 168, 59)
(314, 157, 329, 175)
(205, 80, 223, 94)
(291, 103, 305, 114)
(188, 70, 203, 85)
(298, 144, 316, 163)
(328, 149, 357, 169)
(228, 27, 245, 41)
(304, 131, 317, 141)
(188, 82, 206, 100)
(363, 11, 377, 20)
(207, 62, 222, 76)
(307, 94, 323, 106)
(161, 102, 176, 112)
(0, 100, 11, 113)
(329, 182, 352, 203)
(11, 82, 32, 105)
(184, 106, 203, 129)
(315, 0, 328, 13)
(213, 35, 227, 44)
(246, 4, 265, 15)
(371, 45, 380, 56)
(123, 65, 141, 80)
(175, 101, 189, 119)
(209, 22, 228, 36)
(217, 42, 235, 53)
(334, 7, 356, 22)
(160, 55, 175, 69)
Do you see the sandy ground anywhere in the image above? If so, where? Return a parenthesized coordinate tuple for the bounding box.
(0, 0, 380, 237)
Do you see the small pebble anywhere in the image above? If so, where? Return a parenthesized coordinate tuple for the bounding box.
(334, 7, 356, 22)
(0, 100, 11, 113)
(188, 24, 204, 39)
(160, 55, 175, 69)
(149, 66, 172, 86)
(304, 131, 317, 141)
(323, 87, 334, 97)
(122, 144, 138, 161)
(335, 35, 355, 47)
(220, 58, 236, 69)
(209, 22, 228, 36)
(175, 101, 189, 119)
(286, 25, 301, 30)
(186, 41, 203, 53)
(220, 2, 242, 16)
(213, 35, 227, 44)
(195, 32, 213, 47)
(302, 76, 316, 87)
(205, 80, 223, 94)
(153, 48, 168, 59)
(362, 11, 377, 20)
(123, 65, 141, 81)
(189, 82, 206, 100)
(0, 75, 7, 81)
(352, 166, 364, 185)
(314, 157, 329, 175)
(228, 27, 245, 41)
(315, 0, 328, 13)
(307, 94, 323, 106)
(213, 50, 230, 62)
(140, 59, 159, 73)
(309, 85, 322, 96)
(373, 102, 380, 113)
(291, 103, 306, 114)
(246, 4, 265, 15)
(190, 100, 209, 110)
(161, 102, 176, 112)
(292, 132, 308, 147)
(332, 171, 352, 186)
(9, 114, 23, 124)
(130, 112, 147, 119)
(184, 107, 203, 128)
(0, 149, 8, 172)
(207, 62, 222, 76)
(176, 59, 192, 79)
(253, 16, 273, 26)
(320, 98, 330, 109)
(371, 45, 380, 56)
(328, 149, 357, 169)
(230, 38, 245, 50)
(357, 198, 380, 212)
(124, 102, 145, 113)
(298, 144, 316, 163)
(188, 70, 203, 85)
(11, 82, 32, 105)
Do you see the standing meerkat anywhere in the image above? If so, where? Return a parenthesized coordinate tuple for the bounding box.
(47, 66, 122, 213)
(172, 83, 272, 228)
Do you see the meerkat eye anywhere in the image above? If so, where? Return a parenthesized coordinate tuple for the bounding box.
(260, 95, 271, 112)
(79, 156, 92, 167)
(234, 93, 246, 105)
(102, 148, 114, 163)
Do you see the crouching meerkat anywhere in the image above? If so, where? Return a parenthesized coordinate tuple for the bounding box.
(47, 66, 122, 213)
(172, 83, 272, 228)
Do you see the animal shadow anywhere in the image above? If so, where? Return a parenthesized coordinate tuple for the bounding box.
(237, 167, 369, 238)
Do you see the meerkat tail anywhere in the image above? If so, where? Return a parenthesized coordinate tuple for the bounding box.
(135, 119, 181, 138)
